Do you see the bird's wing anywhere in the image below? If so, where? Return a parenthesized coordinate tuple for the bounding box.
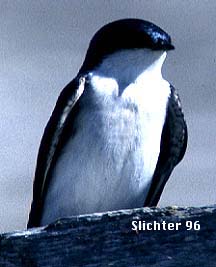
(27, 76, 86, 228)
(144, 85, 187, 207)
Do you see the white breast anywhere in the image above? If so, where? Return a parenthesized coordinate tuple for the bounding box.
(40, 49, 171, 226)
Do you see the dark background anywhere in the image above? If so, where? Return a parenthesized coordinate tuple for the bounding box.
(0, 0, 215, 233)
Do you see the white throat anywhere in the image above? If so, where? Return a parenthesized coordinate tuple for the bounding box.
(92, 49, 167, 94)
(90, 49, 169, 98)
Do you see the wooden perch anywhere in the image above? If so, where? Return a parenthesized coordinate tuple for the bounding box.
(0, 205, 216, 267)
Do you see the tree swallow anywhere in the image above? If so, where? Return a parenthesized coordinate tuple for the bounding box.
(27, 18, 187, 228)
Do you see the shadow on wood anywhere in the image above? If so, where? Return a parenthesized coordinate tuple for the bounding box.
(0, 205, 216, 267)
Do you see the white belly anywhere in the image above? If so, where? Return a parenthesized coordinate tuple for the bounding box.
(41, 96, 168, 225)
(41, 60, 170, 225)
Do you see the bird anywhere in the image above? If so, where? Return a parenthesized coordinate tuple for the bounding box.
(27, 18, 187, 228)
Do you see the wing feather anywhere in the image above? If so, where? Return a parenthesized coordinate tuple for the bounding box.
(144, 85, 187, 206)
(27, 76, 86, 228)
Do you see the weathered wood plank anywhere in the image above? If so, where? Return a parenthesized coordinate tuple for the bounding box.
(0, 205, 216, 267)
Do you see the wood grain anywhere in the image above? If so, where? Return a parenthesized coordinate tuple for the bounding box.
(0, 205, 216, 267)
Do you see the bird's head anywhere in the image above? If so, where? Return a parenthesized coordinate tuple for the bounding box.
(80, 18, 174, 73)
